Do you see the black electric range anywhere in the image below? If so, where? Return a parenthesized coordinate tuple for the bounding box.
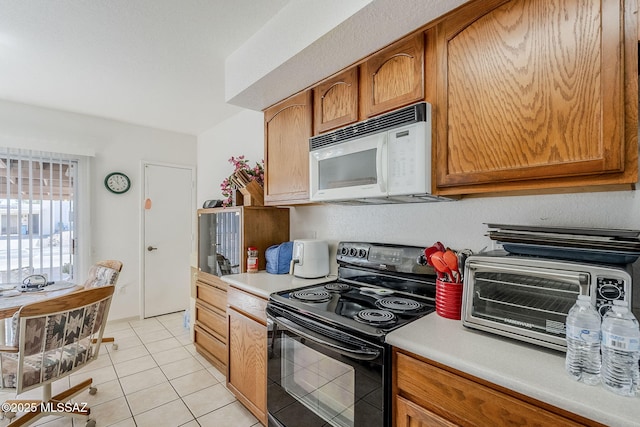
(267, 242, 437, 427)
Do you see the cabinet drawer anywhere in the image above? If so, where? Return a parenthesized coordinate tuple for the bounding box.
(195, 302, 226, 340)
(196, 282, 227, 312)
(395, 395, 457, 427)
(194, 324, 226, 366)
(396, 353, 584, 427)
(228, 286, 267, 324)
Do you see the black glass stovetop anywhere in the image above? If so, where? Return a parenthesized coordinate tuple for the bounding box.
(269, 280, 435, 339)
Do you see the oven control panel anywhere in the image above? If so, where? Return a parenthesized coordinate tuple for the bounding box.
(595, 276, 629, 316)
(336, 242, 435, 275)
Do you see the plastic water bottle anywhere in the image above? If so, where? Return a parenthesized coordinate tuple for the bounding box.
(601, 300, 640, 396)
(183, 309, 190, 329)
(565, 295, 601, 385)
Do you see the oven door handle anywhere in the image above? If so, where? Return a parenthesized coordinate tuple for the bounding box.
(270, 315, 381, 361)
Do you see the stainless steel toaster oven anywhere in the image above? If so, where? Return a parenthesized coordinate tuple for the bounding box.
(462, 253, 632, 351)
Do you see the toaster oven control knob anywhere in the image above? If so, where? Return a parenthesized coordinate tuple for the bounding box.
(358, 249, 367, 258)
(340, 247, 349, 256)
(349, 248, 357, 257)
(599, 283, 623, 300)
(417, 254, 428, 265)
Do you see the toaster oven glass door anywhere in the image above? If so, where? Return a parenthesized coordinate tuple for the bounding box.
(465, 263, 587, 343)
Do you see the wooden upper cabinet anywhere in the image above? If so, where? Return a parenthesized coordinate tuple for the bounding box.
(313, 67, 359, 134)
(361, 33, 425, 118)
(435, 0, 637, 194)
(264, 90, 313, 205)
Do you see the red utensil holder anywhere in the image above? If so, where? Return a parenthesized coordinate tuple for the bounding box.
(435, 278, 463, 320)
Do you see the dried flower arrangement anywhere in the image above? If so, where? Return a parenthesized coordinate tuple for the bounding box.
(220, 156, 265, 207)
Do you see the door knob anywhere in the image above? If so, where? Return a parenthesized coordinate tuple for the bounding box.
(147, 246, 158, 252)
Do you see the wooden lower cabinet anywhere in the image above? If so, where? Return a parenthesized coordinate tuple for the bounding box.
(227, 286, 268, 426)
(194, 274, 227, 373)
(393, 349, 604, 427)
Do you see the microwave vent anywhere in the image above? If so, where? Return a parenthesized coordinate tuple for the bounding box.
(310, 102, 429, 150)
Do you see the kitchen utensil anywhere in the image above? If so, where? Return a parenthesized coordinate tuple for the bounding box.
(443, 250, 461, 283)
(430, 251, 454, 282)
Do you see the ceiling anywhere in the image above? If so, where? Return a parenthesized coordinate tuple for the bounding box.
(0, 0, 289, 136)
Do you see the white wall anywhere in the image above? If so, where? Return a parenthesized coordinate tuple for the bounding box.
(196, 109, 265, 205)
(0, 99, 197, 320)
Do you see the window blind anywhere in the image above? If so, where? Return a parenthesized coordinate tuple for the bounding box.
(0, 148, 78, 283)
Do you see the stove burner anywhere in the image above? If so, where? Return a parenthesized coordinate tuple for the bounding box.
(324, 283, 351, 292)
(355, 309, 396, 325)
(376, 297, 424, 312)
(291, 289, 332, 303)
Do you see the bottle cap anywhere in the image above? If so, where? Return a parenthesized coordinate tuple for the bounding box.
(611, 299, 629, 314)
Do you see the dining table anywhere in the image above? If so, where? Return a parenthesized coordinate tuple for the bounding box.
(0, 281, 83, 344)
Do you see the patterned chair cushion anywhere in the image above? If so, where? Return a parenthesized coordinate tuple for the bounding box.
(83, 266, 119, 289)
(1, 339, 92, 389)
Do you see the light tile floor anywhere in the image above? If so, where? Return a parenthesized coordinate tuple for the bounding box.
(0, 312, 260, 427)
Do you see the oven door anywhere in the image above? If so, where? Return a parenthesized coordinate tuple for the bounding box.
(267, 308, 387, 427)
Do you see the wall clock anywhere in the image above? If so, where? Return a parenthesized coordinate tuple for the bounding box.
(104, 172, 131, 194)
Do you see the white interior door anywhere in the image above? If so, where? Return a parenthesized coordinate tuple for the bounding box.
(143, 163, 194, 318)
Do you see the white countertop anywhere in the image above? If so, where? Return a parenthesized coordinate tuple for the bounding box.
(386, 313, 640, 427)
(220, 271, 336, 298)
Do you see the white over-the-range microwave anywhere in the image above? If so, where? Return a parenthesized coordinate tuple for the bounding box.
(309, 102, 451, 204)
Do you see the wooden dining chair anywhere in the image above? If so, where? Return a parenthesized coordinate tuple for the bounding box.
(83, 260, 122, 350)
(0, 285, 114, 427)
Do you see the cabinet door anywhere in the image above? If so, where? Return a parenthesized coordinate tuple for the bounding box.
(227, 307, 267, 425)
(361, 33, 424, 118)
(313, 67, 359, 134)
(395, 395, 457, 427)
(264, 90, 313, 205)
(435, 0, 636, 194)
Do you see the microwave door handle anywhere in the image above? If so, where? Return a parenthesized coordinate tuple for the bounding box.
(469, 262, 590, 294)
(270, 315, 380, 361)
(377, 137, 387, 193)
